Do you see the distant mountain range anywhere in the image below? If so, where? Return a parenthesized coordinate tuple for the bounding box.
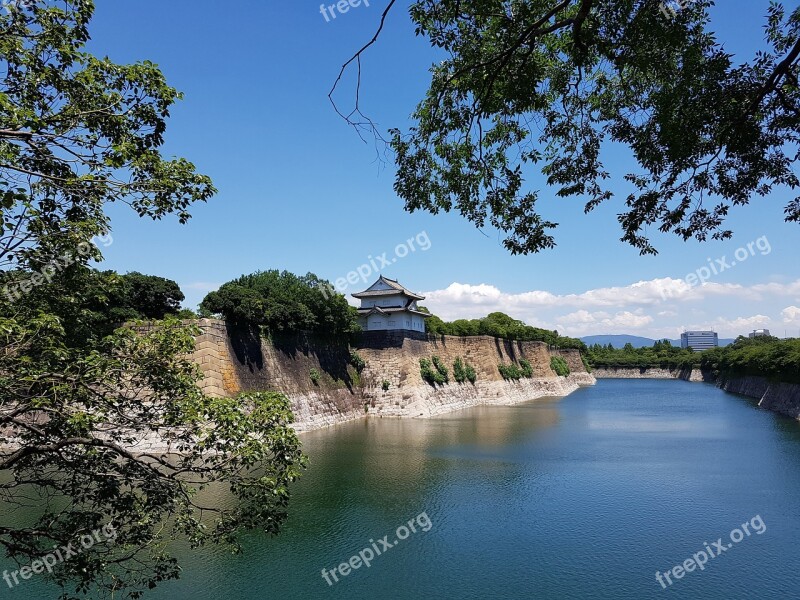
(580, 334, 736, 348)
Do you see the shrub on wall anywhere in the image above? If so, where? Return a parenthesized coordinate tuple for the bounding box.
(498, 363, 523, 380)
(453, 357, 467, 383)
(550, 356, 571, 377)
(431, 355, 449, 383)
(310, 368, 321, 385)
(519, 359, 534, 378)
(350, 350, 366, 373)
(382, 380, 390, 391)
(453, 357, 477, 383)
(465, 363, 477, 384)
(420, 358, 441, 385)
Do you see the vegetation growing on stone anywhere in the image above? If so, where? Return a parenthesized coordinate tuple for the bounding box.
(520, 359, 534, 378)
(350, 350, 366, 372)
(465, 363, 477, 384)
(550, 356, 571, 377)
(498, 363, 523, 380)
(453, 357, 467, 383)
(424, 311, 584, 350)
(431, 355, 449, 383)
(420, 358, 446, 386)
(454, 357, 478, 384)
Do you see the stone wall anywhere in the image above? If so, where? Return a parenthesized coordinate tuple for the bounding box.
(592, 366, 711, 382)
(718, 376, 800, 421)
(355, 333, 592, 424)
(192, 319, 236, 397)
(189, 322, 595, 432)
(356, 332, 561, 388)
(591, 364, 800, 421)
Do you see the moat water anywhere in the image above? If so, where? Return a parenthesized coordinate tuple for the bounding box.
(7, 379, 800, 599)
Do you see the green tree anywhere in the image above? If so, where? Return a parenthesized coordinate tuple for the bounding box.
(200, 270, 359, 336)
(114, 272, 185, 320)
(73, 270, 187, 333)
(337, 1, 800, 254)
(418, 309, 586, 350)
(0, 2, 304, 597)
(700, 336, 800, 383)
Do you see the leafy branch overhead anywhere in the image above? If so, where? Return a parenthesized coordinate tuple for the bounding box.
(0, 0, 214, 271)
(334, 0, 800, 254)
(1, 2, 305, 598)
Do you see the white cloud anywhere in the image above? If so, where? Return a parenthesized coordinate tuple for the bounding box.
(554, 310, 653, 336)
(421, 278, 800, 338)
(424, 279, 800, 318)
(706, 315, 771, 331)
(782, 306, 800, 324)
(557, 310, 599, 324)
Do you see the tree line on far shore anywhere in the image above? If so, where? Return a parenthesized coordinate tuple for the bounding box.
(585, 340, 699, 370)
(700, 336, 800, 384)
(585, 337, 800, 384)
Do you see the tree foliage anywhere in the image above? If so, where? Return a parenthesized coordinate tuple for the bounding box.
(585, 338, 699, 369)
(453, 356, 467, 382)
(199, 270, 360, 337)
(109, 271, 185, 321)
(373, 0, 800, 254)
(425, 310, 585, 349)
(520, 358, 535, 377)
(1, 267, 186, 345)
(0, 2, 305, 597)
(0, 0, 214, 271)
(0, 316, 305, 598)
(700, 335, 800, 383)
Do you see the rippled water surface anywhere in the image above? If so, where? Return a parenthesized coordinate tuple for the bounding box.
(7, 379, 800, 599)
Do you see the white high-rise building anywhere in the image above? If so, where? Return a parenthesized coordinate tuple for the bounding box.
(680, 330, 719, 351)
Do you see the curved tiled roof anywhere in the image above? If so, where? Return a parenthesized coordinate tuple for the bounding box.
(351, 275, 425, 300)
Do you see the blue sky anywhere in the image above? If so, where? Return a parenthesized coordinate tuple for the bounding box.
(88, 0, 800, 339)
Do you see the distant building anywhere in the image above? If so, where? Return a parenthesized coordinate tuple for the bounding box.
(748, 329, 771, 338)
(352, 276, 431, 332)
(680, 330, 719, 351)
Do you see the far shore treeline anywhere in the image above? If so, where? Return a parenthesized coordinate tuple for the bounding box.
(700, 337, 800, 384)
(586, 337, 800, 385)
(585, 340, 699, 370)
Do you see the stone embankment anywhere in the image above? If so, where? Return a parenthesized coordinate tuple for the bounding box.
(190, 320, 596, 433)
(591, 367, 710, 382)
(718, 376, 800, 420)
